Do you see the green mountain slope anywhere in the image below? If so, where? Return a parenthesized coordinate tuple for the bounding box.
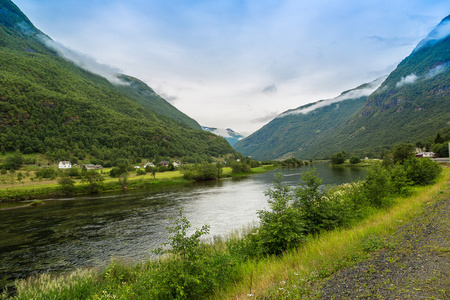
(0, 0, 234, 162)
(235, 14, 450, 160)
(234, 79, 383, 160)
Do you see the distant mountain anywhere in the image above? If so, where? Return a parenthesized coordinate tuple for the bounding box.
(234, 78, 384, 160)
(202, 126, 246, 146)
(0, 0, 235, 161)
(235, 14, 450, 160)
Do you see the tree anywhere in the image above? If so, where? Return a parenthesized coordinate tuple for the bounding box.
(257, 174, 304, 255)
(330, 152, 345, 165)
(58, 176, 76, 196)
(434, 133, 444, 144)
(349, 156, 361, 164)
(392, 143, 415, 164)
(82, 170, 104, 194)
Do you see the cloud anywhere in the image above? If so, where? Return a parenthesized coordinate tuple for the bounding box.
(159, 93, 178, 103)
(261, 84, 277, 94)
(424, 62, 449, 79)
(251, 111, 280, 123)
(278, 76, 386, 117)
(414, 17, 450, 51)
(396, 74, 418, 87)
(37, 35, 126, 85)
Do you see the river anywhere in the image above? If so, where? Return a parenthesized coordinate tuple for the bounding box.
(0, 164, 366, 290)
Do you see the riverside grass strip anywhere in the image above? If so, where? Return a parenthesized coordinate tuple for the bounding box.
(217, 166, 449, 299)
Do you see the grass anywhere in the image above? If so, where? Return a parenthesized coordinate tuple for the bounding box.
(215, 165, 449, 299)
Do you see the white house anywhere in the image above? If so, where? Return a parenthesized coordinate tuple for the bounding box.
(58, 161, 72, 169)
(144, 162, 155, 168)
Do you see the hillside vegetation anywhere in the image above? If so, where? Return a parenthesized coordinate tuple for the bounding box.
(235, 15, 450, 160)
(0, 0, 234, 164)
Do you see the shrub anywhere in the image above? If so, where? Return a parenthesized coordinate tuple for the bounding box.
(349, 156, 361, 164)
(330, 152, 345, 165)
(257, 175, 305, 255)
(35, 167, 58, 179)
(293, 169, 344, 234)
(181, 163, 221, 181)
(58, 176, 76, 196)
(403, 157, 442, 186)
(392, 143, 415, 164)
(362, 165, 391, 208)
(231, 161, 251, 173)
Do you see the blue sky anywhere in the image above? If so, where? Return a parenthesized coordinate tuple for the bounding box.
(13, 0, 450, 134)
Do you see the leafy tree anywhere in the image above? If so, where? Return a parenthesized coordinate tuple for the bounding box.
(403, 157, 442, 186)
(362, 165, 391, 208)
(392, 143, 415, 164)
(82, 170, 104, 194)
(434, 133, 444, 144)
(58, 176, 76, 196)
(330, 152, 345, 164)
(293, 169, 340, 234)
(257, 174, 304, 255)
(349, 156, 361, 164)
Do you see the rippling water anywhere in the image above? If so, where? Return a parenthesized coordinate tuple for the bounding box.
(0, 164, 366, 289)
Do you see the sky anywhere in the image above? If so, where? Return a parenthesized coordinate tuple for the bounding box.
(13, 0, 450, 135)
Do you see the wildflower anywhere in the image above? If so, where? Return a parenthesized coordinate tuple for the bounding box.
(247, 293, 254, 297)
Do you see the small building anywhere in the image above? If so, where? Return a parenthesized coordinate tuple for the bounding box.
(144, 162, 155, 168)
(58, 161, 72, 169)
(160, 161, 170, 166)
(82, 164, 103, 170)
(134, 166, 141, 169)
(416, 152, 435, 158)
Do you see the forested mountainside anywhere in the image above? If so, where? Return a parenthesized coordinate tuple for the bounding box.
(234, 80, 380, 160)
(0, 0, 235, 163)
(235, 14, 450, 160)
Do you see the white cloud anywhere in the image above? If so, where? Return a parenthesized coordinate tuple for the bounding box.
(396, 74, 418, 88)
(38, 35, 126, 85)
(424, 62, 449, 79)
(278, 76, 386, 117)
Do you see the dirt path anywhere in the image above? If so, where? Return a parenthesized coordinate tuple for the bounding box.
(315, 190, 450, 299)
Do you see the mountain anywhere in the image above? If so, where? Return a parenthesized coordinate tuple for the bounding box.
(233, 78, 384, 160)
(201, 126, 246, 146)
(0, 0, 235, 162)
(235, 14, 450, 160)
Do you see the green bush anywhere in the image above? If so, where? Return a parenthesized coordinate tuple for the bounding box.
(181, 163, 221, 181)
(257, 175, 305, 255)
(403, 157, 442, 186)
(362, 165, 391, 208)
(349, 156, 361, 164)
(330, 152, 345, 165)
(230, 161, 251, 173)
(35, 167, 58, 179)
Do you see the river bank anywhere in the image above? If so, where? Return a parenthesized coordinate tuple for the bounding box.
(0, 165, 278, 207)
(2, 162, 446, 299)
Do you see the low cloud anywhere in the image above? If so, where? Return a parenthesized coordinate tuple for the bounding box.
(414, 18, 450, 51)
(251, 111, 280, 123)
(37, 34, 126, 85)
(278, 76, 385, 117)
(424, 62, 449, 79)
(261, 84, 277, 94)
(159, 93, 178, 103)
(396, 74, 418, 88)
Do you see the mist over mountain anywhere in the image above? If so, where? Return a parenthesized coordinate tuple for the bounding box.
(0, 0, 234, 162)
(235, 14, 450, 160)
(201, 126, 246, 147)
